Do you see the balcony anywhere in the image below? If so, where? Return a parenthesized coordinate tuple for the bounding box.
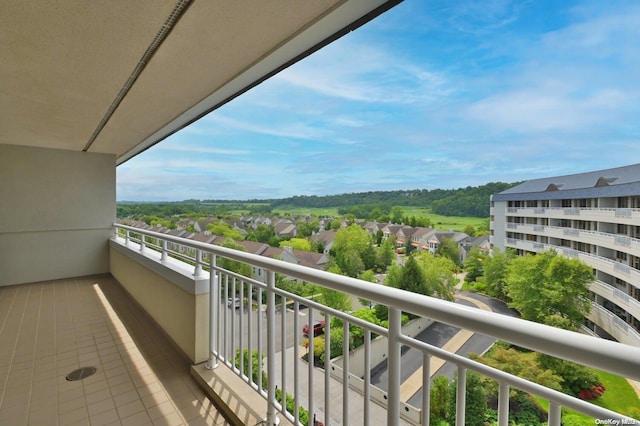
(506, 223, 640, 258)
(505, 206, 640, 225)
(0, 275, 229, 425)
(105, 224, 640, 425)
(8, 2, 638, 424)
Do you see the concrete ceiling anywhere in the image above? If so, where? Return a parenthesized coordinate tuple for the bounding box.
(1, 0, 399, 164)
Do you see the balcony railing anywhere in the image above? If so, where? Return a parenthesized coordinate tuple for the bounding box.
(113, 224, 640, 426)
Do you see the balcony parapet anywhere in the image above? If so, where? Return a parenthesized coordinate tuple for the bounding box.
(591, 280, 640, 320)
(586, 303, 640, 347)
(508, 223, 640, 258)
(505, 206, 640, 224)
(507, 239, 640, 288)
(114, 224, 640, 425)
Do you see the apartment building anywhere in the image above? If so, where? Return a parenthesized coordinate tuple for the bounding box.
(491, 164, 640, 347)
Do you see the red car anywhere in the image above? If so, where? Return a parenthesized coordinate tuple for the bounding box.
(303, 320, 325, 336)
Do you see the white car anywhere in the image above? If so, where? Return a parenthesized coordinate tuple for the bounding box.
(227, 297, 241, 309)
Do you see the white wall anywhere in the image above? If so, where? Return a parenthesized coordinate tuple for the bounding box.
(491, 199, 507, 250)
(0, 144, 115, 286)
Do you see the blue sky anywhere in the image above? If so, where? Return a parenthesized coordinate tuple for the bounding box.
(117, 0, 640, 201)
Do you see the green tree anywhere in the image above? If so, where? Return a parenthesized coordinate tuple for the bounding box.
(375, 229, 384, 245)
(446, 371, 487, 426)
(361, 244, 377, 270)
(476, 217, 491, 235)
(463, 224, 477, 237)
(320, 266, 353, 311)
(329, 218, 342, 230)
(506, 250, 592, 330)
(383, 263, 402, 289)
(376, 237, 396, 271)
(279, 237, 311, 251)
(206, 221, 244, 240)
(482, 247, 513, 300)
(395, 256, 427, 295)
(335, 250, 365, 277)
(463, 246, 486, 283)
(391, 206, 404, 224)
(436, 236, 460, 267)
(296, 219, 319, 237)
(217, 239, 252, 278)
(413, 251, 456, 301)
(333, 224, 375, 277)
(537, 354, 601, 395)
(430, 375, 450, 425)
(469, 344, 563, 396)
(404, 238, 417, 256)
(245, 224, 275, 244)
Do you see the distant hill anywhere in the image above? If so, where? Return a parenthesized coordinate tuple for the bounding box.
(203, 181, 519, 218)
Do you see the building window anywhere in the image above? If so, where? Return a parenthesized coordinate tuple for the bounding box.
(616, 251, 628, 261)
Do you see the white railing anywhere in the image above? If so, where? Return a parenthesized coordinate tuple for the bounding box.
(113, 224, 640, 426)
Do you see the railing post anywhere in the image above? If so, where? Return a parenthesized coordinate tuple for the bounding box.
(548, 402, 561, 426)
(342, 320, 350, 425)
(498, 382, 509, 426)
(456, 366, 466, 426)
(265, 270, 279, 425)
(125, 230, 130, 245)
(193, 249, 203, 276)
(139, 234, 146, 252)
(387, 307, 401, 426)
(422, 353, 431, 426)
(206, 255, 218, 370)
(161, 239, 168, 262)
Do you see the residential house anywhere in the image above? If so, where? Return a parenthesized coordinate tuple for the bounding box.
(310, 229, 337, 254)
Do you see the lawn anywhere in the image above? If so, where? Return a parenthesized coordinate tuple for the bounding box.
(399, 207, 486, 230)
(535, 369, 640, 424)
(272, 205, 486, 231)
(272, 206, 340, 216)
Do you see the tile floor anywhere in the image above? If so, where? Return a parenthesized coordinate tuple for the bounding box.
(0, 275, 230, 426)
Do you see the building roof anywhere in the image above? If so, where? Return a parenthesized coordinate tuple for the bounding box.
(493, 163, 640, 201)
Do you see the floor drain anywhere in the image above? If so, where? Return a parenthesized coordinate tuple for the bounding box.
(66, 367, 97, 381)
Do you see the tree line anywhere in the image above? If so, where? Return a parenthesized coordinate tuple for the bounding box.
(118, 181, 518, 219)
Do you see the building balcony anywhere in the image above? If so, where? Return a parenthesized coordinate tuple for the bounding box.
(505, 206, 640, 225)
(2, 224, 639, 424)
(506, 223, 640, 259)
(100, 224, 639, 425)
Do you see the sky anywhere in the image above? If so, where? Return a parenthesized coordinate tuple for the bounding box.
(116, 0, 640, 202)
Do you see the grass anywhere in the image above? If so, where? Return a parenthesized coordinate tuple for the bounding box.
(534, 370, 640, 425)
(272, 205, 486, 231)
(591, 370, 640, 417)
(272, 207, 340, 216)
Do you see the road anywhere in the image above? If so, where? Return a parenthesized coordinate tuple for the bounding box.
(219, 290, 518, 415)
(369, 291, 519, 408)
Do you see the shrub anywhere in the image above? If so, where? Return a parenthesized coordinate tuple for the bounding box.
(577, 384, 606, 400)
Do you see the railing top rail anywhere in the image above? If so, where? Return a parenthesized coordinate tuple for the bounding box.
(399, 335, 634, 421)
(114, 223, 640, 381)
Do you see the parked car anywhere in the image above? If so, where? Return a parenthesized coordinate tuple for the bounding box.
(303, 320, 325, 336)
(227, 297, 241, 309)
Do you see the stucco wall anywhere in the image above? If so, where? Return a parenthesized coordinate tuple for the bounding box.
(0, 144, 115, 286)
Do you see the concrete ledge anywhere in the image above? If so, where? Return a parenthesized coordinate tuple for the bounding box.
(191, 363, 295, 426)
(109, 238, 210, 294)
(109, 241, 210, 362)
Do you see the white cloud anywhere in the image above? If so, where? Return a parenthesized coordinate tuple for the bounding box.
(274, 39, 450, 105)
